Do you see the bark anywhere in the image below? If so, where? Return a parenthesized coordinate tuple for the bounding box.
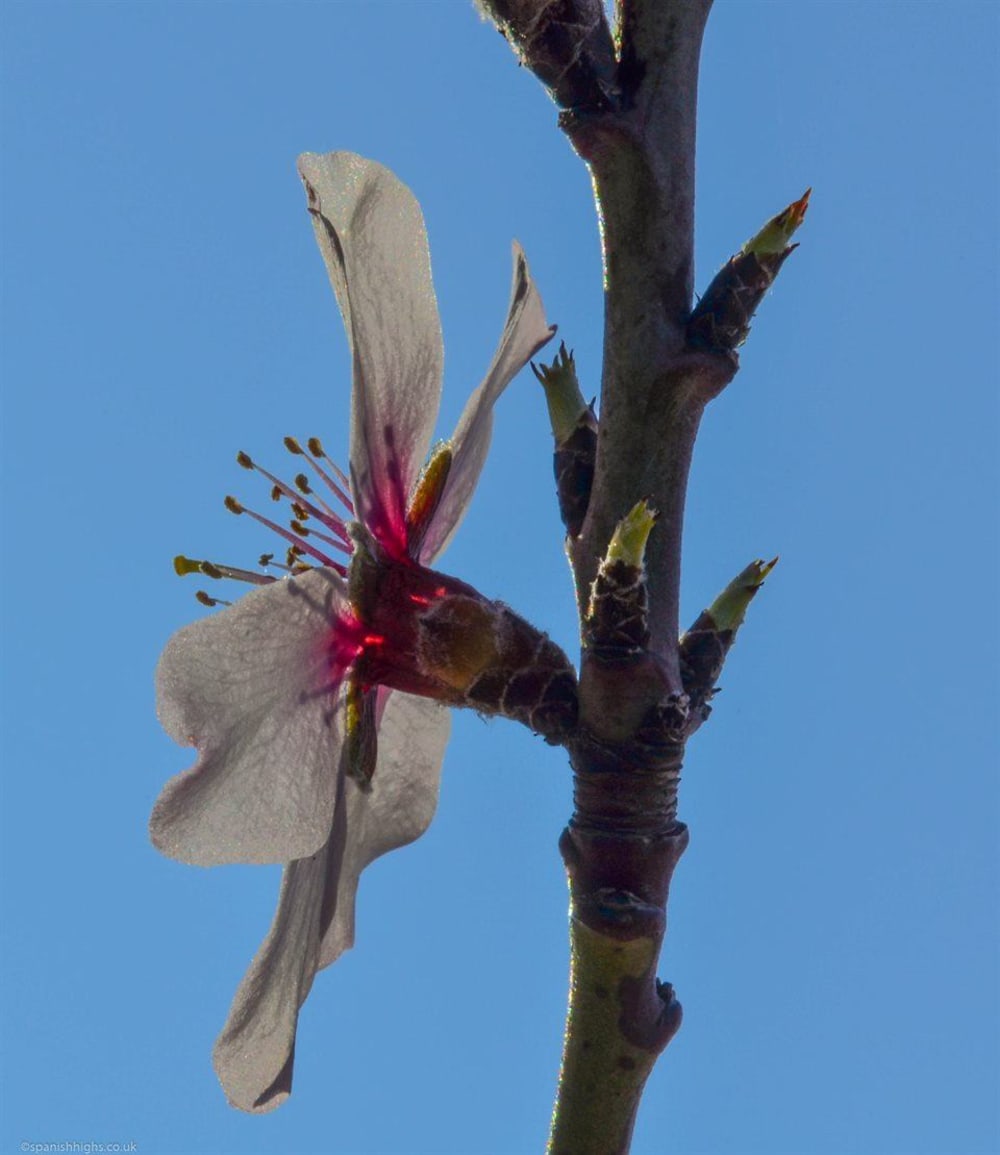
(480, 2, 769, 1151)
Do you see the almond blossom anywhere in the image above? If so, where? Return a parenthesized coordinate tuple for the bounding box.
(150, 152, 559, 1112)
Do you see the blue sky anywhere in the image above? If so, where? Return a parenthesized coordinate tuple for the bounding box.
(1, 2, 997, 1153)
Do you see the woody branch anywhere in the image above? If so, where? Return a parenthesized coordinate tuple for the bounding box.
(479, 1, 731, 1151)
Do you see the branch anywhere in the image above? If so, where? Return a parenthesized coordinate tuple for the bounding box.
(568, 0, 726, 667)
(475, 0, 617, 112)
(479, 2, 805, 1150)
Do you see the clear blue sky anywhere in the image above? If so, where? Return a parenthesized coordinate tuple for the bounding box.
(1, 2, 997, 1153)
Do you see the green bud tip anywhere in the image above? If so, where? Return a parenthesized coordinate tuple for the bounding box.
(532, 341, 589, 445)
(744, 190, 811, 257)
(606, 499, 658, 568)
(284, 436, 303, 455)
(707, 556, 778, 631)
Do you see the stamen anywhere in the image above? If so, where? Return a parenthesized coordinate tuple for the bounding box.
(174, 554, 276, 587)
(239, 454, 350, 540)
(308, 437, 351, 492)
(234, 499, 348, 573)
(290, 520, 351, 555)
(284, 545, 315, 575)
(191, 438, 357, 596)
(300, 435, 355, 512)
(196, 590, 233, 607)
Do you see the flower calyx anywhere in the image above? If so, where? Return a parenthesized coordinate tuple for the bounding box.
(349, 529, 578, 744)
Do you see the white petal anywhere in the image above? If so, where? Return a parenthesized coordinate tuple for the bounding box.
(151, 569, 351, 867)
(297, 152, 443, 551)
(213, 839, 329, 1113)
(316, 691, 450, 969)
(420, 243, 555, 562)
(213, 693, 449, 1113)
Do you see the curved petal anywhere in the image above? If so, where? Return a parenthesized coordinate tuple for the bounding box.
(151, 569, 352, 866)
(212, 839, 328, 1113)
(419, 243, 555, 563)
(316, 691, 450, 969)
(213, 693, 449, 1113)
(297, 152, 443, 556)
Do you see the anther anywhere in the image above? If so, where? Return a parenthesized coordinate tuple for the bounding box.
(224, 496, 244, 515)
(196, 590, 232, 607)
(291, 502, 310, 521)
(236, 451, 254, 470)
(174, 555, 202, 576)
(295, 474, 312, 494)
(291, 520, 310, 536)
(259, 553, 274, 567)
(270, 485, 282, 502)
(307, 437, 324, 457)
(284, 436, 303, 455)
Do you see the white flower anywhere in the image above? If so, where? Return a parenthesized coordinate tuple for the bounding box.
(151, 152, 554, 1111)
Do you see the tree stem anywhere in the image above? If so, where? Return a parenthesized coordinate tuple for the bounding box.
(478, 2, 735, 1149)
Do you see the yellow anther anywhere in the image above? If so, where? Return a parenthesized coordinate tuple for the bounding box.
(291, 521, 309, 536)
(295, 473, 312, 493)
(405, 442, 453, 543)
(174, 555, 202, 577)
(307, 437, 325, 457)
(291, 503, 309, 521)
(284, 436, 303, 454)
